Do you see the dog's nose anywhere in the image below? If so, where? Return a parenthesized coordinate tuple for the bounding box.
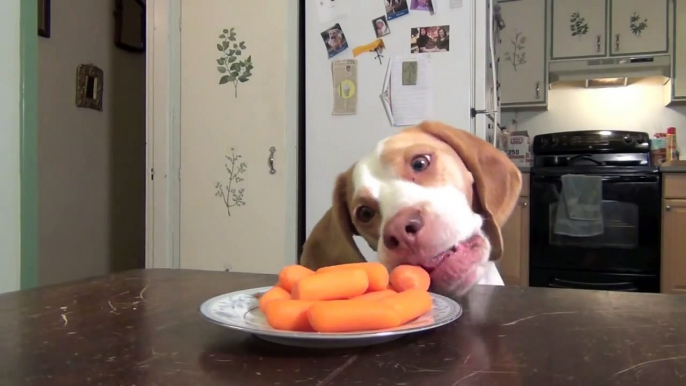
(382, 208, 424, 250)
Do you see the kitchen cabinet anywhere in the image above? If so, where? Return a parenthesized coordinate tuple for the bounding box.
(662, 174, 686, 294)
(668, 0, 686, 103)
(500, 173, 530, 287)
(497, 0, 547, 108)
(610, 0, 669, 56)
(551, 0, 607, 60)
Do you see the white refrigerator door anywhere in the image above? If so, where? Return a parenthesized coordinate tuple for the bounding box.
(305, 0, 478, 260)
(472, 0, 499, 144)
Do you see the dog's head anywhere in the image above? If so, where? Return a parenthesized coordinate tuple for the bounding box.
(300, 121, 522, 296)
(328, 29, 341, 40)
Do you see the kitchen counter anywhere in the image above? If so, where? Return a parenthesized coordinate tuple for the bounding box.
(660, 165, 686, 173)
(2, 269, 686, 385)
(518, 166, 531, 173)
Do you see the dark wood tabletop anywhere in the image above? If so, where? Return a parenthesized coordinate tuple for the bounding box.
(2, 269, 686, 385)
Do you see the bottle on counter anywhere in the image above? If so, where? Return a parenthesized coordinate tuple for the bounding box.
(667, 127, 679, 162)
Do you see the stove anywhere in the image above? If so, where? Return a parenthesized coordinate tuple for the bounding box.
(528, 130, 661, 293)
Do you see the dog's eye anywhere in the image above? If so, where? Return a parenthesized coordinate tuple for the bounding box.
(410, 155, 431, 172)
(355, 206, 376, 223)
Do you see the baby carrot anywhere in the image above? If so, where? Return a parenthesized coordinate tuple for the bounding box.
(264, 299, 317, 332)
(258, 286, 291, 313)
(277, 265, 315, 292)
(292, 269, 369, 301)
(381, 289, 433, 325)
(307, 300, 402, 333)
(389, 265, 431, 292)
(317, 262, 390, 291)
(350, 288, 397, 302)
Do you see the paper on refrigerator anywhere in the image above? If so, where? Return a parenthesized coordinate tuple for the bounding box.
(380, 56, 432, 126)
(332, 59, 358, 115)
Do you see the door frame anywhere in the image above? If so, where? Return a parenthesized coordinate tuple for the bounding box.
(145, 0, 307, 269)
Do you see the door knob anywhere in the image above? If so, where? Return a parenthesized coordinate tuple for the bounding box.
(666, 205, 672, 212)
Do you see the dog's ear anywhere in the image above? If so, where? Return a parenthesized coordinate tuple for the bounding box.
(299, 169, 366, 270)
(414, 121, 522, 261)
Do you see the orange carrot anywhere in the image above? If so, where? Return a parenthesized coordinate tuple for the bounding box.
(292, 269, 368, 301)
(381, 289, 433, 325)
(389, 265, 431, 292)
(277, 265, 315, 292)
(317, 262, 390, 291)
(258, 286, 291, 313)
(264, 299, 317, 332)
(307, 300, 402, 332)
(350, 289, 397, 302)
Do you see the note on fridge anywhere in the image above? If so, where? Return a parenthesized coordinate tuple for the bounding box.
(331, 59, 358, 115)
(383, 56, 432, 126)
(316, 0, 348, 23)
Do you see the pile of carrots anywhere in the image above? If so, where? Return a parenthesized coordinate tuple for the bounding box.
(258, 262, 432, 333)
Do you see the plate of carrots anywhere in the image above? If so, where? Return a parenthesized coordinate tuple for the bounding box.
(200, 262, 462, 348)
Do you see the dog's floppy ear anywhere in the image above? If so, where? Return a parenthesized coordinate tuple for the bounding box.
(299, 169, 366, 270)
(414, 121, 522, 261)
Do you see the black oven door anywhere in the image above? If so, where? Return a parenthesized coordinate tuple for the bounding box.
(529, 169, 661, 276)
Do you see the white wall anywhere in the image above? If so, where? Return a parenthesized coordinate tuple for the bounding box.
(502, 84, 686, 151)
(0, 0, 21, 293)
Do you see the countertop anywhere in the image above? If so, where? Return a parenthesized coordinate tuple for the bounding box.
(2, 269, 686, 385)
(660, 165, 686, 173)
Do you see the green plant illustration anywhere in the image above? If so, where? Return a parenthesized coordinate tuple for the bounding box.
(570, 12, 589, 37)
(215, 148, 247, 217)
(503, 30, 527, 71)
(216, 28, 254, 98)
(630, 12, 648, 36)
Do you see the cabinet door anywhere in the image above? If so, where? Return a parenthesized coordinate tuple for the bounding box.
(673, 0, 686, 99)
(551, 0, 607, 60)
(499, 197, 530, 287)
(497, 0, 547, 107)
(662, 199, 686, 294)
(610, 0, 668, 56)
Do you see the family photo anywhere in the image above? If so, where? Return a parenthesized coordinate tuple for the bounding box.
(410, 25, 450, 53)
(410, 0, 434, 12)
(384, 0, 409, 20)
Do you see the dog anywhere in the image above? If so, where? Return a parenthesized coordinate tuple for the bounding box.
(326, 29, 345, 51)
(300, 121, 522, 297)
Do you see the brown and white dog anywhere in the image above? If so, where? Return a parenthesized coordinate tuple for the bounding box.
(300, 121, 522, 297)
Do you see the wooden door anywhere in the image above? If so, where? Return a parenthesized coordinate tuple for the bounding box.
(499, 197, 530, 287)
(610, 0, 668, 56)
(551, 0, 608, 60)
(179, 0, 298, 273)
(497, 0, 547, 108)
(662, 199, 686, 294)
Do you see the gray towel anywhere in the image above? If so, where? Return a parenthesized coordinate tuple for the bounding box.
(553, 174, 604, 237)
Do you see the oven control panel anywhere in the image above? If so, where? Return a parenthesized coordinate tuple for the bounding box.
(533, 130, 650, 155)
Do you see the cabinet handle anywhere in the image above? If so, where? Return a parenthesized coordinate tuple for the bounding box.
(666, 205, 672, 211)
(522, 201, 528, 207)
(268, 146, 276, 175)
(596, 35, 601, 52)
(535, 81, 540, 100)
(615, 34, 620, 51)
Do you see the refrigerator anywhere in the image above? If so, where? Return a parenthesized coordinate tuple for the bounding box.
(305, 0, 500, 260)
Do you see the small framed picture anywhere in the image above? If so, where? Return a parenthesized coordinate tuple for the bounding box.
(320, 23, 349, 59)
(38, 0, 50, 38)
(114, 0, 146, 53)
(372, 16, 391, 38)
(410, 0, 435, 12)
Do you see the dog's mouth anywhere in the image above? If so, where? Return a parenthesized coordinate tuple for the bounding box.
(418, 234, 485, 274)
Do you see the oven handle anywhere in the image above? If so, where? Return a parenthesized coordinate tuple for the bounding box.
(549, 277, 639, 292)
(532, 175, 659, 183)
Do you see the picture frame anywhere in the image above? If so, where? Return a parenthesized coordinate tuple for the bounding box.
(113, 0, 146, 53)
(75, 64, 104, 112)
(38, 0, 50, 38)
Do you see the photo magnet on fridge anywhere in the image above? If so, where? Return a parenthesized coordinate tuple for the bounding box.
(321, 23, 349, 59)
(411, 25, 450, 53)
(372, 16, 391, 38)
(384, 0, 409, 21)
(410, 0, 435, 13)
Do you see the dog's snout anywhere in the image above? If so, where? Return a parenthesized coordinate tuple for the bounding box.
(382, 208, 424, 251)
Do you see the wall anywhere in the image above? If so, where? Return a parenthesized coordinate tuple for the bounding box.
(502, 83, 686, 151)
(37, 0, 146, 285)
(0, 0, 21, 293)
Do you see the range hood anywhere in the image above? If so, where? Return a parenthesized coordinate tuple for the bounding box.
(549, 55, 671, 87)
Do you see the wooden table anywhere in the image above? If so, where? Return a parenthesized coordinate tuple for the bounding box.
(2, 269, 686, 385)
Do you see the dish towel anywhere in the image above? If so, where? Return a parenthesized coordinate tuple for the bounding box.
(553, 174, 604, 237)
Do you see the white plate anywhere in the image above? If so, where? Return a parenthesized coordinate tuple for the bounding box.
(199, 286, 462, 348)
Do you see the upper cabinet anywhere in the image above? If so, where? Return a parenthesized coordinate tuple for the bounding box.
(610, 0, 669, 56)
(551, 0, 607, 60)
(673, 0, 686, 101)
(497, 0, 547, 108)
